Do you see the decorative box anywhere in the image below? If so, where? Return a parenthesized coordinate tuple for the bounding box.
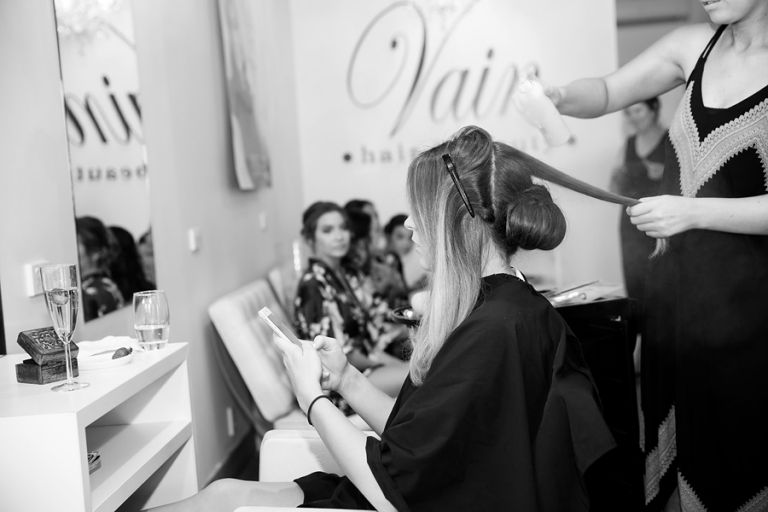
(15, 357, 79, 385)
(17, 327, 79, 366)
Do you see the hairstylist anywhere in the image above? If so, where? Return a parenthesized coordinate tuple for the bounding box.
(547, 2, 768, 509)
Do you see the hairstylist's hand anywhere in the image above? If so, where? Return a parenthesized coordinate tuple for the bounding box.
(627, 195, 698, 238)
(313, 335, 352, 393)
(271, 334, 323, 412)
(543, 85, 565, 108)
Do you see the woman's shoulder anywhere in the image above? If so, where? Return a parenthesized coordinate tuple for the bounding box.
(664, 23, 715, 47)
(453, 279, 559, 348)
(645, 23, 716, 75)
(297, 260, 335, 292)
(429, 283, 563, 387)
(668, 23, 719, 65)
(301, 259, 331, 280)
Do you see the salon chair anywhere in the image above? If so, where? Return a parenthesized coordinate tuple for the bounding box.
(266, 262, 300, 321)
(209, 279, 307, 432)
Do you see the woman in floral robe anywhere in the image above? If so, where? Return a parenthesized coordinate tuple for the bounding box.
(294, 202, 409, 403)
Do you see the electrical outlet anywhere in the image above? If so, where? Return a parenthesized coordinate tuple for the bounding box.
(226, 406, 235, 437)
(23, 260, 49, 297)
(187, 227, 200, 253)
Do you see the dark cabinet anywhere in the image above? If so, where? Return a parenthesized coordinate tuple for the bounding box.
(557, 298, 643, 511)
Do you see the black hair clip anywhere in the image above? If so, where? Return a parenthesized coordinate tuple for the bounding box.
(442, 154, 475, 217)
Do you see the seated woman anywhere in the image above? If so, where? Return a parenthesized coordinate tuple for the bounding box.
(294, 201, 409, 398)
(383, 213, 428, 294)
(76, 216, 125, 321)
(344, 198, 385, 254)
(345, 206, 410, 312)
(154, 126, 614, 512)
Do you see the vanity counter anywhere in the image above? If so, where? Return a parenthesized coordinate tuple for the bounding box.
(0, 342, 197, 512)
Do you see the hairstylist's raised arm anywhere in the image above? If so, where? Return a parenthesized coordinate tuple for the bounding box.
(550, 24, 712, 118)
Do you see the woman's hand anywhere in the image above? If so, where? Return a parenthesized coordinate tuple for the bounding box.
(543, 85, 565, 108)
(627, 195, 699, 238)
(313, 335, 352, 393)
(271, 335, 324, 412)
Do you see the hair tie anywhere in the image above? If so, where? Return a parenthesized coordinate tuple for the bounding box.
(306, 394, 333, 426)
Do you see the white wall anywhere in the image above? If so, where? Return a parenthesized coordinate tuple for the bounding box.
(0, 0, 79, 344)
(290, 0, 624, 289)
(1, 0, 303, 487)
(616, 21, 685, 130)
(615, 0, 711, 128)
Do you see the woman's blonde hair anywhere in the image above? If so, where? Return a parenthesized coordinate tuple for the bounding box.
(407, 126, 566, 385)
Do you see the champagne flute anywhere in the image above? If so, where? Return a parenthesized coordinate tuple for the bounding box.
(133, 290, 170, 351)
(40, 264, 89, 391)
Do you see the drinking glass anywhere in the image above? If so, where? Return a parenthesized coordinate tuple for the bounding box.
(133, 290, 170, 351)
(40, 264, 89, 391)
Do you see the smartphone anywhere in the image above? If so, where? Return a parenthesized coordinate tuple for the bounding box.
(258, 307, 302, 346)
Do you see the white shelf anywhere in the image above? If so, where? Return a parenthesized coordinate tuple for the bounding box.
(89, 421, 192, 512)
(0, 343, 198, 512)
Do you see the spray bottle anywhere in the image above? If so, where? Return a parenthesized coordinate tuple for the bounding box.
(513, 78, 572, 147)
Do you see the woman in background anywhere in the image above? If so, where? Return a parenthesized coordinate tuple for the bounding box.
(345, 198, 386, 254)
(76, 216, 124, 321)
(137, 229, 155, 285)
(610, 97, 665, 309)
(547, 1, 768, 508)
(294, 201, 408, 398)
(346, 207, 410, 310)
(383, 213, 428, 293)
(152, 125, 614, 512)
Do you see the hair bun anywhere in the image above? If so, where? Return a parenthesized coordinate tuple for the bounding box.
(503, 184, 565, 251)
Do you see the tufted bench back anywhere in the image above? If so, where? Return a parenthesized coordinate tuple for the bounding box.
(208, 279, 296, 422)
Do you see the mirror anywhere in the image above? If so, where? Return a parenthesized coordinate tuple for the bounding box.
(53, 0, 156, 322)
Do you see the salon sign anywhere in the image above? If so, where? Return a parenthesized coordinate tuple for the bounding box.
(291, 0, 624, 284)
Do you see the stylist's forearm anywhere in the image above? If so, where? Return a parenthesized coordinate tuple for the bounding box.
(556, 77, 610, 118)
(694, 195, 768, 235)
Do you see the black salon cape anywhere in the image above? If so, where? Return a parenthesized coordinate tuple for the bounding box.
(296, 274, 615, 511)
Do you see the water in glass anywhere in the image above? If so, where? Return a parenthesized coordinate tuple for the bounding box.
(133, 290, 170, 351)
